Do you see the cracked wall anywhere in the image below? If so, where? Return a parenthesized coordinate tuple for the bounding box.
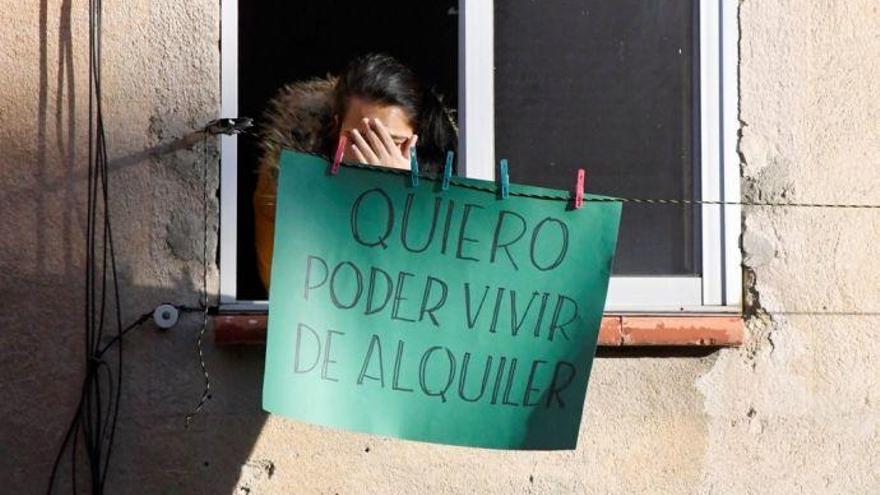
(696, 1, 880, 494)
(1, 0, 878, 493)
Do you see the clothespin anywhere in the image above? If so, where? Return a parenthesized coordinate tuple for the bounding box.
(574, 168, 585, 209)
(442, 151, 454, 190)
(330, 135, 347, 175)
(499, 159, 510, 199)
(410, 147, 420, 187)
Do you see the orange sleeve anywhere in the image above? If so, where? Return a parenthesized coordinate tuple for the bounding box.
(253, 166, 277, 291)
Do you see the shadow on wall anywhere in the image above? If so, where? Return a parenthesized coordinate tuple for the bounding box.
(4, 273, 270, 494)
(0, 2, 268, 493)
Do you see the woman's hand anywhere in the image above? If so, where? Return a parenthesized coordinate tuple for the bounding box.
(349, 118, 418, 170)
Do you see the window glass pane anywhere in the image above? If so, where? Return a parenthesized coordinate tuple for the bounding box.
(495, 0, 700, 275)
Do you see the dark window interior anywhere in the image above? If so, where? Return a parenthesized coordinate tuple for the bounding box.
(495, 0, 701, 275)
(237, 1, 459, 300)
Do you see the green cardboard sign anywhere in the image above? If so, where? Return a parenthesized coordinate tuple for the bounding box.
(263, 150, 621, 450)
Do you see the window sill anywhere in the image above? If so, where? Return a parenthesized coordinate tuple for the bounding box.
(213, 313, 743, 347)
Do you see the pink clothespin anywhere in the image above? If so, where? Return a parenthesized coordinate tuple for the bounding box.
(574, 168, 585, 209)
(330, 135, 347, 175)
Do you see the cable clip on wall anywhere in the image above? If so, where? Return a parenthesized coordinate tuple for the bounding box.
(203, 117, 254, 136)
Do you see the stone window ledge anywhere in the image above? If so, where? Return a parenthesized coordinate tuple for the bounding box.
(213, 314, 743, 347)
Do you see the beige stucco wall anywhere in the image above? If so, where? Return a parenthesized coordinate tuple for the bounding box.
(1, 1, 878, 493)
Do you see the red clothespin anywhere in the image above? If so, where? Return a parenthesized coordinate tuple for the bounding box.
(574, 168, 585, 209)
(330, 135, 347, 175)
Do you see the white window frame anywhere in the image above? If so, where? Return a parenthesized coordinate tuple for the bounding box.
(218, 0, 741, 313)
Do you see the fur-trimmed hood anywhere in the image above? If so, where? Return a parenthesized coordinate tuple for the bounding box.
(257, 76, 338, 179)
(257, 75, 458, 179)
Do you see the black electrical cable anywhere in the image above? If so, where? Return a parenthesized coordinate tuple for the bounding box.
(184, 135, 213, 427)
(46, 1, 125, 493)
(48, 1, 216, 488)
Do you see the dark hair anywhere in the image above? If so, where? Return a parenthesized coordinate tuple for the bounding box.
(326, 53, 458, 172)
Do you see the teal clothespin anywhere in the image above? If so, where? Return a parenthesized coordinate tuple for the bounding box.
(499, 159, 510, 199)
(410, 147, 419, 187)
(442, 151, 454, 190)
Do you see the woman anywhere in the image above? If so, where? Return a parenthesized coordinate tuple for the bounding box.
(254, 53, 458, 290)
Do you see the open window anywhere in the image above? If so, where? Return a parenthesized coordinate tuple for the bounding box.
(219, 0, 741, 320)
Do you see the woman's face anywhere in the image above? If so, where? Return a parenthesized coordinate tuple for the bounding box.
(338, 97, 416, 170)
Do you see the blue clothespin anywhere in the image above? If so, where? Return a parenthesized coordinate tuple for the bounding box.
(410, 147, 419, 187)
(499, 159, 510, 199)
(442, 151, 454, 190)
